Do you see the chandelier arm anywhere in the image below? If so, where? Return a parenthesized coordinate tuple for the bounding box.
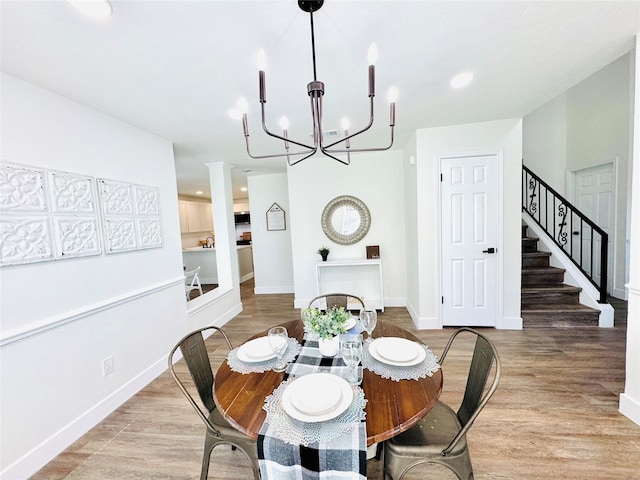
(323, 126, 395, 154)
(288, 148, 322, 166)
(317, 148, 351, 165)
(322, 97, 375, 150)
(259, 104, 316, 151)
(243, 134, 316, 160)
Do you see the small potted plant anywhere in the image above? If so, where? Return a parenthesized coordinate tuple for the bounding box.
(302, 306, 352, 356)
(317, 246, 330, 261)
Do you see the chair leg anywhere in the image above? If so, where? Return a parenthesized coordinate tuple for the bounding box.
(200, 432, 216, 480)
(437, 450, 474, 480)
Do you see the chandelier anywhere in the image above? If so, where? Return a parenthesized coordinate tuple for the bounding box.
(229, 0, 398, 166)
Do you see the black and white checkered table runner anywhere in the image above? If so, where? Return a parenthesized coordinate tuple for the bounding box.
(257, 336, 367, 479)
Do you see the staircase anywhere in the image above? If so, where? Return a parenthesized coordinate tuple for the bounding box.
(521, 224, 600, 324)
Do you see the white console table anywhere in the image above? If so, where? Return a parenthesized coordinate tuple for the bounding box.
(315, 258, 384, 311)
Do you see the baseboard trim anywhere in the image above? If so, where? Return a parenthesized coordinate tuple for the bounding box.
(619, 393, 640, 427)
(416, 316, 442, 329)
(240, 272, 254, 283)
(2, 295, 244, 480)
(1, 353, 170, 479)
(383, 297, 406, 307)
(254, 285, 295, 294)
(497, 316, 523, 330)
(612, 286, 628, 300)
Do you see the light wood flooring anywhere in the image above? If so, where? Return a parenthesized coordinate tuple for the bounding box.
(31, 283, 639, 479)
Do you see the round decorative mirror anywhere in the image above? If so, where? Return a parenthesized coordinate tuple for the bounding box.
(321, 195, 371, 245)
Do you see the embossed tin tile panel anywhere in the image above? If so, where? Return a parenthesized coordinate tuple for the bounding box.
(103, 217, 137, 253)
(49, 170, 96, 213)
(0, 163, 48, 213)
(98, 179, 163, 254)
(0, 163, 163, 265)
(48, 170, 102, 260)
(0, 164, 103, 265)
(53, 216, 101, 258)
(0, 215, 55, 265)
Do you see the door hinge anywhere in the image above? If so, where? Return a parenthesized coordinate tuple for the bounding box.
(441, 296, 444, 304)
(440, 173, 443, 182)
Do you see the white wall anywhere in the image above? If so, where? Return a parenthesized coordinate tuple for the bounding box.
(287, 150, 406, 308)
(566, 53, 633, 299)
(0, 75, 242, 478)
(413, 119, 523, 329)
(523, 94, 567, 191)
(403, 133, 420, 321)
(619, 36, 640, 427)
(523, 53, 633, 300)
(248, 173, 294, 294)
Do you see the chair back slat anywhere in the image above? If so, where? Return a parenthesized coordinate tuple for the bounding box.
(326, 295, 348, 310)
(457, 335, 494, 426)
(180, 332, 216, 412)
(308, 293, 365, 312)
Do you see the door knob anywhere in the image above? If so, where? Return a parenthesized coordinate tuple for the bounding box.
(482, 247, 496, 254)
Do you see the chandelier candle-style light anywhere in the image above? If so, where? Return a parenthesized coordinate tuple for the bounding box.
(229, 0, 398, 166)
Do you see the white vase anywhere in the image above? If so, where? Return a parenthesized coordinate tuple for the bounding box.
(318, 336, 340, 357)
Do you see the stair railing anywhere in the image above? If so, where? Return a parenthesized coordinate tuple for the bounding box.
(522, 165, 608, 303)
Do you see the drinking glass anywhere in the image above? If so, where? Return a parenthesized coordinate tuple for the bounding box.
(340, 334, 363, 384)
(360, 309, 378, 344)
(268, 326, 288, 372)
(300, 308, 311, 332)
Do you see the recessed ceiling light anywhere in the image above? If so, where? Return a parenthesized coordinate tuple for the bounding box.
(450, 72, 474, 89)
(196, 191, 203, 195)
(67, 0, 112, 20)
(240, 187, 248, 192)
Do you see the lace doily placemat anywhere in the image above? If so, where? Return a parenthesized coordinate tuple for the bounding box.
(362, 340, 441, 382)
(262, 377, 367, 446)
(227, 337, 301, 374)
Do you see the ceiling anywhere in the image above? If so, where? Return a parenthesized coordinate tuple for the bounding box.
(2, 1, 639, 200)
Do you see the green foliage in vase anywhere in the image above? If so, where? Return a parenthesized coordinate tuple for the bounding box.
(317, 246, 330, 256)
(302, 306, 351, 340)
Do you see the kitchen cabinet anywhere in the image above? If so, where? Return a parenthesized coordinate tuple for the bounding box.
(179, 200, 213, 233)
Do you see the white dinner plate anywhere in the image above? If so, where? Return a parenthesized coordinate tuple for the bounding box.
(237, 337, 277, 363)
(282, 373, 353, 423)
(369, 337, 427, 366)
(345, 316, 357, 331)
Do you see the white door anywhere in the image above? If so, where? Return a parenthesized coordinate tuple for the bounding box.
(574, 163, 614, 294)
(440, 155, 498, 326)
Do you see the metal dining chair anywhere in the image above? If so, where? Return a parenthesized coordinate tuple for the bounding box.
(308, 293, 365, 312)
(168, 326, 260, 480)
(383, 327, 501, 480)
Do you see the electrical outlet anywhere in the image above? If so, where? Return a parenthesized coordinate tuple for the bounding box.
(102, 356, 114, 376)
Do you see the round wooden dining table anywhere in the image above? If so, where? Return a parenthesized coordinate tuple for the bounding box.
(214, 319, 443, 446)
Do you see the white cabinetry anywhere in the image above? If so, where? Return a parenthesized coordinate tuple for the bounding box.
(179, 200, 213, 233)
(234, 201, 250, 213)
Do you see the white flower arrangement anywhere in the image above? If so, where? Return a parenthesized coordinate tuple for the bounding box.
(302, 306, 352, 340)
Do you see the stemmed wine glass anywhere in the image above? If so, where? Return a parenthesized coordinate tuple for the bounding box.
(340, 334, 363, 384)
(360, 309, 378, 344)
(300, 308, 311, 333)
(268, 326, 288, 372)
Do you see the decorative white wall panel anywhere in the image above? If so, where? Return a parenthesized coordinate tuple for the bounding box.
(0, 162, 163, 265)
(98, 178, 163, 253)
(0, 163, 102, 265)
